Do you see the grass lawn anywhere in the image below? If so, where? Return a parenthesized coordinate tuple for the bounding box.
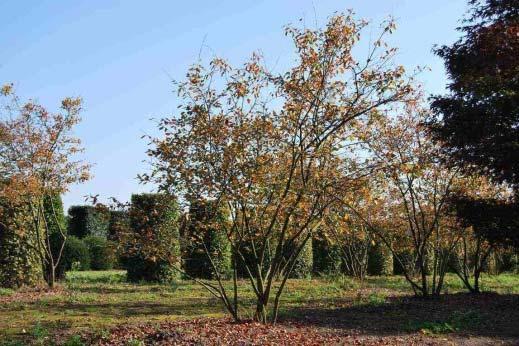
(0, 271, 518, 345)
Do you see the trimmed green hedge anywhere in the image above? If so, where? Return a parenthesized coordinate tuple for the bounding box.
(84, 236, 117, 270)
(107, 210, 129, 241)
(52, 235, 90, 279)
(286, 239, 313, 279)
(235, 238, 313, 279)
(67, 205, 109, 238)
(182, 200, 231, 279)
(0, 202, 43, 288)
(312, 236, 342, 276)
(43, 193, 66, 236)
(367, 243, 393, 275)
(122, 193, 180, 283)
(235, 241, 265, 278)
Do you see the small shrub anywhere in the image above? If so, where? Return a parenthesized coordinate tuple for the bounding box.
(0, 287, 14, 296)
(352, 292, 387, 307)
(71, 261, 82, 271)
(0, 340, 25, 346)
(65, 270, 126, 284)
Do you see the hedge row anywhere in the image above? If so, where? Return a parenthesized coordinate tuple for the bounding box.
(182, 200, 231, 280)
(67, 205, 109, 238)
(50, 234, 117, 278)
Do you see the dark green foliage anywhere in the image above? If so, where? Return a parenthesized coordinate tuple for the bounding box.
(108, 210, 129, 241)
(393, 250, 414, 275)
(367, 243, 393, 276)
(67, 205, 109, 239)
(429, 0, 519, 246)
(454, 198, 519, 247)
(124, 256, 177, 283)
(51, 235, 90, 278)
(0, 200, 43, 288)
(488, 247, 519, 273)
(122, 193, 180, 283)
(312, 236, 342, 276)
(236, 238, 313, 279)
(430, 0, 519, 188)
(83, 236, 117, 270)
(287, 240, 313, 279)
(235, 242, 265, 278)
(43, 193, 66, 236)
(183, 200, 231, 279)
(0, 203, 43, 288)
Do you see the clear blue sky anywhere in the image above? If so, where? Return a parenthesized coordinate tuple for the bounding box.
(0, 0, 468, 211)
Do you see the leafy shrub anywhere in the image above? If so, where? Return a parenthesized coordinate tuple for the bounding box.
(67, 205, 109, 238)
(52, 235, 90, 278)
(406, 310, 480, 335)
(182, 200, 231, 279)
(367, 243, 393, 275)
(286, 240, 313, 279)
(83, 235, 117, 270)
(31, 321, 49, 345)
(312, 236, 342, 276)
(121, 193, 180, 283)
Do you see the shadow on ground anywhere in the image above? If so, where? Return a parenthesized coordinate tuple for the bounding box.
(281, 292, 519, 339)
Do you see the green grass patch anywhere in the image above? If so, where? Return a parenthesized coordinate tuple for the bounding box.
(407, 310, 482, 335)
(0, 271, 517, 344)
(0, 287, 14, 296)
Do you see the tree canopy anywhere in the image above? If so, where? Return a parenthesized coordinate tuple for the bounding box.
(429, 0, 519, 246)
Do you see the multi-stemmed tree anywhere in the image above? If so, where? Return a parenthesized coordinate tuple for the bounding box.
(348, 105, 466, 296)
(0, 84, 90, 287)
(142, 12, 416, 322)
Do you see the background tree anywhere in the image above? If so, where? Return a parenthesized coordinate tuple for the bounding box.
(323, 188, 373, 280)
(351, 105, 464, 296)
(429, 0, 519, 246)
(449, 175, 513, 292)
(142, 12, 415, 323)
(0, 84, 91, 287)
